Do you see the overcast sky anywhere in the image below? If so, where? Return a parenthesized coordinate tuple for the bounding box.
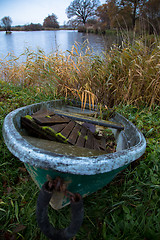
(0, 0, 106, 26)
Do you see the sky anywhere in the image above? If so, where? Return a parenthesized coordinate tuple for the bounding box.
(0, 0, 106, 26)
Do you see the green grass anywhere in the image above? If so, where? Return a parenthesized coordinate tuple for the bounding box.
(0, 80, 160, 239)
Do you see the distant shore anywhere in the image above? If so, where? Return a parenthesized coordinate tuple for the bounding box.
(0, 27, 76, 32)
(0, 27, 117, 36)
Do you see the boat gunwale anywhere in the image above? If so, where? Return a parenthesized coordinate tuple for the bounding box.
(2, 99, 146, 175)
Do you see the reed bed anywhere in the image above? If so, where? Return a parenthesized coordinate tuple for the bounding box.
(0, 39, 159, 109)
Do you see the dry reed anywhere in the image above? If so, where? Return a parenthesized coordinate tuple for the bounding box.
(0, 39, 159, 109)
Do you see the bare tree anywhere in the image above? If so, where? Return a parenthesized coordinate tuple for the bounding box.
(66, 0, 100, 25)
(1, 16, 12, 33)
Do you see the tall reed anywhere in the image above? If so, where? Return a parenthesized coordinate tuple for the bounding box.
(0, 39, 159, 108)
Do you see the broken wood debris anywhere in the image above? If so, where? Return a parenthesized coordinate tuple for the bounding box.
(21, 109, 116, 152)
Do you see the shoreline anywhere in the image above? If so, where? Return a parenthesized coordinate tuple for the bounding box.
(0, 27, 76, 32)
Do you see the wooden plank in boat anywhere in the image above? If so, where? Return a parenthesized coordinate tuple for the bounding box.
(99, 136, 106, 151)
(93, 138, 101, 151)
(21, 116, 56, 141)
(54, 109, 124, 130)
(67, 123, 81, 145)
(60, 120, 76, 138)
(76, 126, 87, 148)
(21, 109, 109, 152)
(51, 123, 68, 132)
(85, 130, 94, 149)
(32, 109, 55, 117)
(32, 115, 70, 125)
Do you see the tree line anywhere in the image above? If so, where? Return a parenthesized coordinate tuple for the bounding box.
(0, 13, 59, 32)
(1, 0, 159, 34)
(66, 0, 160, 34)
(95, 0, 160, 34)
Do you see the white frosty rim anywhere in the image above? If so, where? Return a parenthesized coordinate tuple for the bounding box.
(2, 100, 146, 175)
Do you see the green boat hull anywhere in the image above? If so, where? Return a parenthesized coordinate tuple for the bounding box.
(25, 163, 127, 209)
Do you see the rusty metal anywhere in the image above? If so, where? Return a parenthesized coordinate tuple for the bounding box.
(36, 176, 84, 240)
(47, 176, 78, 201)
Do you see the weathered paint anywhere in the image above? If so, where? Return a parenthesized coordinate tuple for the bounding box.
(24, 162, 127, 209)
(2, 99, 146, 175)
(2, 99, 146, 209)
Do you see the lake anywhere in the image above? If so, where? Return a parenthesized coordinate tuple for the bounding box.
(0, 30, 118, 60)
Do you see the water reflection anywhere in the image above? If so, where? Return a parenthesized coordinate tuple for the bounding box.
(5, 34, 15, 53)
(0, 30, 118, 60)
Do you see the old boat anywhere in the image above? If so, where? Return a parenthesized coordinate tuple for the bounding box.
(3, 99, 146, 209)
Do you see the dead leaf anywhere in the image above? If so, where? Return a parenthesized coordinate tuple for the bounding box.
(12, 224, 26, 233)
(6, 187, 12, 194)
(18, 167, 26, 173)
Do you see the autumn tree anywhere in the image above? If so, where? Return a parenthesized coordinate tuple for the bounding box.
(117, 0, 145, 29)
(96, 0, 150, 30)
(142, 0, 160, 34)
(66, 0, 100, 25)
(119, 0, 160, 32)
(96, 4, 110, 28)
(96, 1, 118, 29)
(43, 14, 59, 28)
(1, 16, 12, 33)
(116, 1, 133, 29)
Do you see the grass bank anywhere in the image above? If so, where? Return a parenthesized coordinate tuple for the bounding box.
(78, 27, 117, 35)
(0, 38, 160, 239)
(0, 81, 160, 239)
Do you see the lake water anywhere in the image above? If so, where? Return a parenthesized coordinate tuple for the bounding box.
(0, 30, 118, 60)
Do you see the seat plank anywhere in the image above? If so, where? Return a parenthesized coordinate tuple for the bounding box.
(32, 109, 55, 117)
(33, 115, 70, 125)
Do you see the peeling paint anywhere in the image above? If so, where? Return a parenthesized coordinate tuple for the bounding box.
(2, 100, 146, 175)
